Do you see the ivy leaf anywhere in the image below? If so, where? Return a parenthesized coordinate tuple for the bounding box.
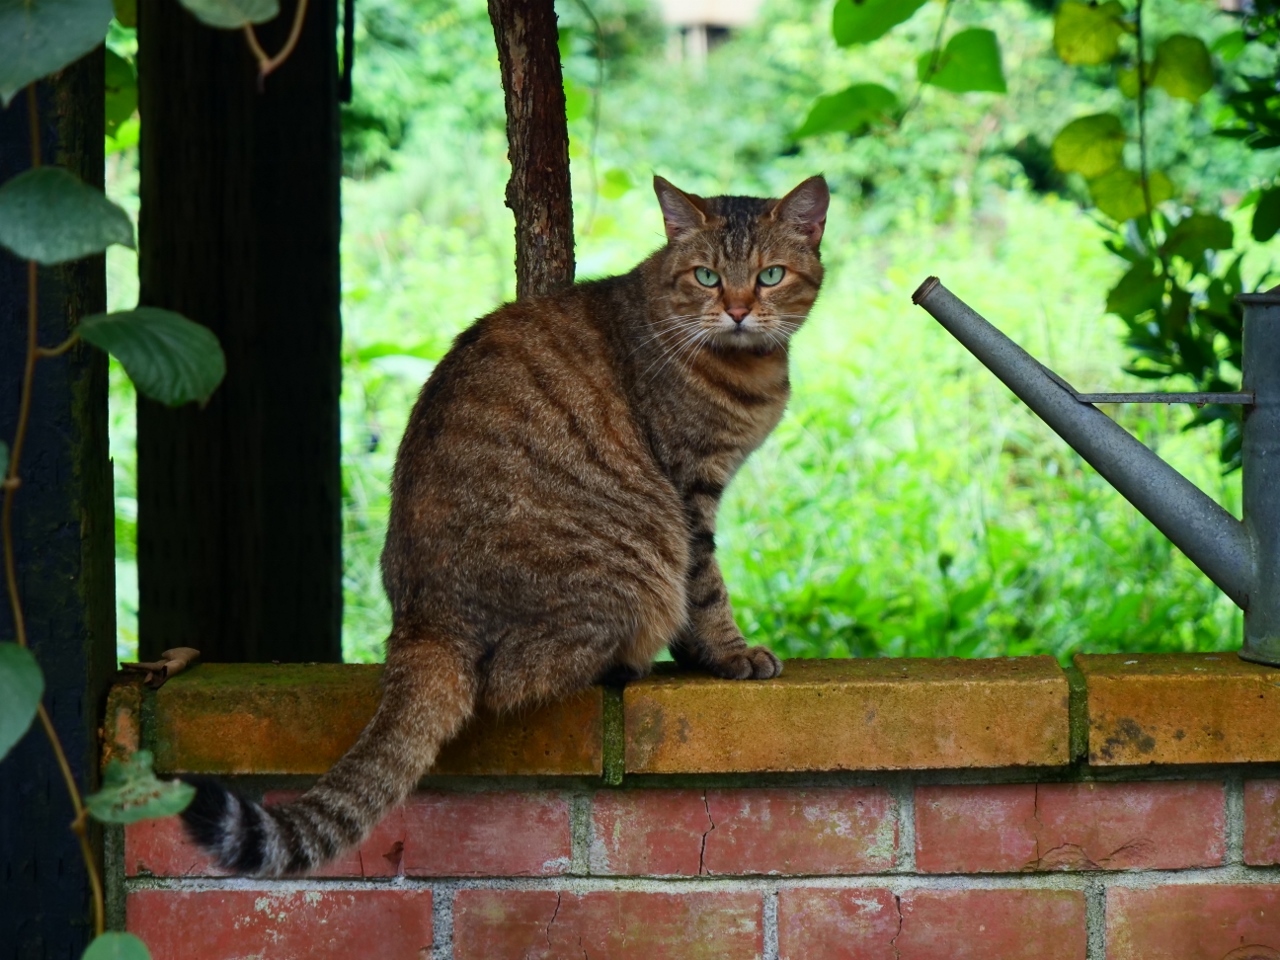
(85, 749, 195, 824)
(1106, 261, 1164, 320)
(1253, 187, 1280, 242)
(79, 308, 226, 408)
(0, 643, 44, 763)
(1088, 168, 1173, 221)
(1053, 0, 1126, 66)
(1051, 113, 1126, 178)
(0, 168, 134, 265)
(792, 83, 898, 139)
(104, 49, 137, 139)
(1151, 35, 1214, 102)
(82, 933, 152, 960)
(0, 0, 114, 106)
(832, 0, 929, 47)
(176, 0, 278, 30)
(1164, 213, 1233, 264)
(920, 28, 1006, 94)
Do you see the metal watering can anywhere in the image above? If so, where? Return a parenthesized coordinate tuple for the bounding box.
(911, 277, 1280, 666)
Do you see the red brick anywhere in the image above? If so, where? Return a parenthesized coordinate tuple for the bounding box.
(1245, 780, 1280, 864)
(590, 787, 895, 876)
(779, 888, 1085, 960)
(127, 790, 569, 878)
(915, 781, 1224, 873)
(125, 815, 226, 877)
(777, 888, 898, 960)
(1107, 885, 1280, 959)
(589, 789, 709, 875)
(264, 789, 571, 877)
(703, 788, 895, 875)
(915, 784, 1038, 873)
(898, 889, 1086, 959)
(453, 890, 763, 959)
(127, 889, 432, 960)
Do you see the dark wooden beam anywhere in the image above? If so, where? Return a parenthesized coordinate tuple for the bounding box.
(487, 0, 575, 299)
(136, 0, 343, 662)
(0, 56, 116, 956)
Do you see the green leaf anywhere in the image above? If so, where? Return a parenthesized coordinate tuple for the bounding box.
(85, 749, 195, 824)
(1151, 35, 1214, 102)
(600, 168, 632, 200)
(106, 115, 140, 154)
(104, 49, 137, 138)
(176, 0, 277, 30)
(79, 308, 226, 407)
(1053, 0, 1126, 66)
(0, 168, 134, 265)
(1106, 261, 1164, 319)
(0, 643, 43, 762)
(1164, 213, 1233, 263)
(0, 439, 7, 479)
(1211, 29, 1246, 62)
(82, 932, 152, 960)
(792, 83, 898, 139)
(0, 0, 114, 106)
(1051, 113, 1126, 178)
(919, 28, 1006, 93)
(1253, 187, 1280, 242)
(832, 0, 929, 47)
(1088, 168, 1173, 221)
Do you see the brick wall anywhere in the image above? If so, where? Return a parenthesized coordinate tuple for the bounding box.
(105, 654, 1280, 959)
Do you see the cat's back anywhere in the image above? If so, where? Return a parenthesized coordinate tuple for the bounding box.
(383, 273, 684, 615)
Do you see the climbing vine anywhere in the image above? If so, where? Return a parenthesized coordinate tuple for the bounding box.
(0, 0, 292, 955)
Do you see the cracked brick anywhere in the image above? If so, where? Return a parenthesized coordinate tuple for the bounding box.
(915, 781, 1224, 873)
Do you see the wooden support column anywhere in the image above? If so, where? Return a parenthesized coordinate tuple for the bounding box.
(136, 0, 343, 662)
(0, 58, 116, 956)
(487, 0, 575, 298)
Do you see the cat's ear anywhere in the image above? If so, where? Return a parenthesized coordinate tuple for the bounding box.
(654, 176, 708, 242)
(771, 175, 829, 248)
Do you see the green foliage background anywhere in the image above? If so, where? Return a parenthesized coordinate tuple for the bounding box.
(105, 0, 1278, 664)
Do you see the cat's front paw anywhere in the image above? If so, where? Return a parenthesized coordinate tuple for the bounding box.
(706, 645, 783, 680)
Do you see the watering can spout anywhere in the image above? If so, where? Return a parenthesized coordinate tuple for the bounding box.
(911, 277, 1255, 615)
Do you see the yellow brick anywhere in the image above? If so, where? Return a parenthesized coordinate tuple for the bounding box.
(624, 658, 1070, 774)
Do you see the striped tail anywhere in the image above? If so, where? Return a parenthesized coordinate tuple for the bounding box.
(181, 640, 475, 877)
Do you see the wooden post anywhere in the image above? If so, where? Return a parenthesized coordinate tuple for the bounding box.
(487, 0, 576, 299)
(0, 58, 116, 956)
(136, 0, 343, 662)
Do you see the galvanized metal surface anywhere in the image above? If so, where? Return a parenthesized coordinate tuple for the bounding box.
(1238, 289, 1280, 664)
(911, 277, 1256, 619)
(1072, 392, 1255, 406)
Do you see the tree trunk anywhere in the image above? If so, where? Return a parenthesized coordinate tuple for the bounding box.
(136, 0, 343, 662)
(487, 0, 575, 299)
(0, 57, 115, 956)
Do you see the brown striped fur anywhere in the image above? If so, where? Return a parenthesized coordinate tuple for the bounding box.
(181, 175, 829, 876)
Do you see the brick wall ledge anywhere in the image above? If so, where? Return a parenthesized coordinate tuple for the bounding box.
(102, 652, 1280, 778)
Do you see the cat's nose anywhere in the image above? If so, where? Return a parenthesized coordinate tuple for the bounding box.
(726, 306, 751, 324)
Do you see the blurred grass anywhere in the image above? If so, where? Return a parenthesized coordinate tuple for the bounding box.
(105, 0, 1256, 665)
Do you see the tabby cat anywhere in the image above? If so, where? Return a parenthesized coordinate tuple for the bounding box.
(183, 174, 829, 875)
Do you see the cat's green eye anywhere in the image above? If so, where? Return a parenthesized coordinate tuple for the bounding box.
(694, 267, 720, 287)
(758, 266, 786, 287)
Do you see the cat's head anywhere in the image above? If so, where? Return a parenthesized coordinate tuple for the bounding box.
(650, 175, 828, 352)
